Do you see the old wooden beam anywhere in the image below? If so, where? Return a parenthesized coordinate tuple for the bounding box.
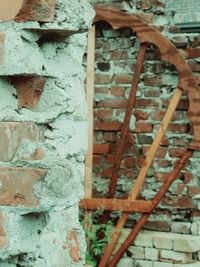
(80, 198, 153, 213)
(85, 26, 96, 199)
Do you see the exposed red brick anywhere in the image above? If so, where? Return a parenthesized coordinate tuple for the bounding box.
(0, 167, 47, 206)
(173, 183, 187, 195)
(0, 122, 45, 161)
(94, 132, 104, 143)
(103, 132, 117, 142)
(169, 147, 187, 158)
(94, 86, 109, 94)
(12, 76, 47, 109)
(177, 99, 189, 110)
(137, 157, 145, 168)
(175, 197, 196, 209)
(143, 146, 167, 158)
(170, 137, 188, 147)
(155, 160, 170, 168)
(97, 99, 127, 109)
(100, 167, 114, 178)
(185, 48, 200, 59)
(120, 169, 134, 178)
(162, 197, 196, 209)
(134, 122, 153, 133)
(188, 186, 200, 197)
(135, 98, 160, 108)
(184, 172, 193, 183)
(160, 136, 170, 146)
(93, 144, 110, 155)
(167, 124, 189, 133)
(151, 110, 165, 121)
(121, 157, 136, 168)
(155, 172, 170, 182)
(106, 155, 116, 165)
(93, 155, 102, 165)
(133, 110, 149, 121)
(144, 75, 162, 86)
(144, 88, 161, 97)
(163, 98, 188, 110)
(114, 74, 133, 84)
(110, 50, 128, 60)
(95, 74, 113, 84)
(94, 121, 121, 131)
(94, 109, 113, 120)
(111, 86, 125, 97)
(14, 0, 56, 22)
(145, 49, 161, 60)
(169, 26, 180, 34)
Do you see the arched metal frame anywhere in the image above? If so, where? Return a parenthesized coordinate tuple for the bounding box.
(82, 6, 200, 267)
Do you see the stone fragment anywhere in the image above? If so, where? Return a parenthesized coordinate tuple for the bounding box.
(128, 246, 145, 259)
(0, 122, 45, 161)
(174, 262, 200, 267)
(0, 0, 56, 22)
(117, 257, 135, 267)
(135, 259, 153, 267)
(12, 76, 47, 109)
(171, 222, 191, 234)
(160, 249, 192, 263)
(145, 247, 159, 260)
(154, 262, 173, 267)
(153, 235, 173, 249)
(191, 221, 200, 235)
(174, 235, 200, 253)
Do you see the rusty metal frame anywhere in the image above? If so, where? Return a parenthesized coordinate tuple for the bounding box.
(82, 6, 200, 267)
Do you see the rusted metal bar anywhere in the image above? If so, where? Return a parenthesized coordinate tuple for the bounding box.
(108, 149, 193, 267)
(108, 43, 148, 198)
(80, 198, 153, 213)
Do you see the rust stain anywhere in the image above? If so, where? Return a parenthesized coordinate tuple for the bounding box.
(67, 229, 80, 263)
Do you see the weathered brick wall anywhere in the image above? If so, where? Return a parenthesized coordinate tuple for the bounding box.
(89, 0, 200, 233)
(0, 1, 94, 266)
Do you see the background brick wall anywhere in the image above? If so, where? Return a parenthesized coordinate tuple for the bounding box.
(87, 0, 200, 233)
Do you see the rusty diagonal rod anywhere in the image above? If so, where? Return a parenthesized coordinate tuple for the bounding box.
(108, 149, 193, 266)
(108, 43, 148, 198)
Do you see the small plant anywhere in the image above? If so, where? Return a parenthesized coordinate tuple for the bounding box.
(80, 209, 117, 267)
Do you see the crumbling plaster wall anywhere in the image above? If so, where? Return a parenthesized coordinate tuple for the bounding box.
(89, 0, 200, 235)
(0, 0, 94, 266)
